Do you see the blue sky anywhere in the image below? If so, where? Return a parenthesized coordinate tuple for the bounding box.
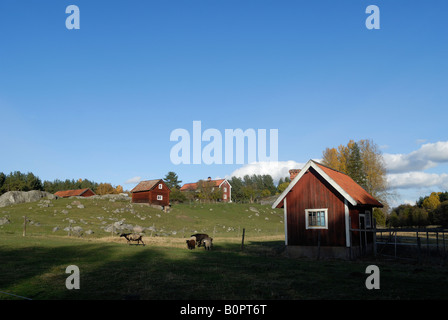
(1, 0, 447, 207)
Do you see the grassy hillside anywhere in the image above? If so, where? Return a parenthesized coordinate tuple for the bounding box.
(0, 196, 284, 239)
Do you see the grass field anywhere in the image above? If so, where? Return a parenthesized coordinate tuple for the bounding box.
(1, 197, 448, 300)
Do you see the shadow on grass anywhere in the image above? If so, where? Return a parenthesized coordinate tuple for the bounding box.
(1, 237, 448, 300)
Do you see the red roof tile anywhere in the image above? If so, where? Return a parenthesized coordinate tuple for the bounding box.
(313, 161, 383, 207)
(54, 188, 94, 198)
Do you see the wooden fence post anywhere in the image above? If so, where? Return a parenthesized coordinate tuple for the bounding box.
(373, 218, 377, 257)
(317, 229, 321, 260)
(394, 231, 397, 258)
(23, 216, 27, 237)
(241, 228, 245, 251)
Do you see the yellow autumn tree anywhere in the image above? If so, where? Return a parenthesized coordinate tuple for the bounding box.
(96, 183, 117, 195)
(322, 139, 389, 210)
(422, 192, 441, 211)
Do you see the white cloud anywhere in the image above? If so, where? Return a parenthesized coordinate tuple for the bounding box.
(124, 176, 142, 184)
(227, 160, 307, 183)
(384, 141, 448, 173)
(387, 172, 448, 190)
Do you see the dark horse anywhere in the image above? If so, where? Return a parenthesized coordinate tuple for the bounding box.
(120, 233, 145, 246)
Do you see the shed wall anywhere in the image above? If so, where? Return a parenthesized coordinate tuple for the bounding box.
(285, 167, 347, 247)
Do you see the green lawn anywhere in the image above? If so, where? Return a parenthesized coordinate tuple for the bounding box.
(0, 198, 447, 300)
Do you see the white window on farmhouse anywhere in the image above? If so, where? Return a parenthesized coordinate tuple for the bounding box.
(305, 209, 328, 229)
(223, 194, 227, 200)
(157, 195, 163, 200)
(223, 187, 227, 192)
(158, 184, 163, 189)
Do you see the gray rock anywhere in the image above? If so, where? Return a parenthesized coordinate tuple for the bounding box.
(0, 191, 58, 208)
(0, 217, 11, 225)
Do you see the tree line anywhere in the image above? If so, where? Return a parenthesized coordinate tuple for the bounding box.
(164, 171, 286, 203)
(388, 192, 448, 228)
(0, 171, 123, 196)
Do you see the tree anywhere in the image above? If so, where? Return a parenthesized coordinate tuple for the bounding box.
(96, 183, 117, 195)
(433, 201, 448, 228)
(170, 188, 187, 203)
(164, 171, 182, 190)
(358, 139, 388, 205)
(115, 185, 124, 194)
(322, 139, 389, 210)
(277, 181, 290, 193)
(346, 142, 367, 189)
(0, 172, 6, 194)
(196, 179, 222, 202)
(389, 204, 429, 227)
(422, 192, 441, 211)
(322, 147, 340, 171)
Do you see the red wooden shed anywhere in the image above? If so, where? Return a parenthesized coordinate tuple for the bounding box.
(130, 179, 170, 207)
(54, 188, 96, 198)
(272, 160, 383, 259)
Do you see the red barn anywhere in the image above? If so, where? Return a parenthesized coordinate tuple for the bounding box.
(272, 160, 383, 259)
(180, 178, 232, 202)
(130, 179, 170, 207)
(54, 188, 96, 198)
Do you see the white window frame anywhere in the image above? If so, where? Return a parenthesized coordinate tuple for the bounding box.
(305, 208, 328, 230)
(157, 195, 163, 200)
(158, 184, 163, 189)
(223, 194, 227, 200)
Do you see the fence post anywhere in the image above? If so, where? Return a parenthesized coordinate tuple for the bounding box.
(394, 231, 397, 258)
(317, 229, 321, 260)
(241, 228, 245, 251)
(373, 218, 377, 257)
(23, 216, 27, 237)
(417, 236, 422, 263)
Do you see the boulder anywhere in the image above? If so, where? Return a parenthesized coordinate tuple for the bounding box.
(0, 191, 58, 208)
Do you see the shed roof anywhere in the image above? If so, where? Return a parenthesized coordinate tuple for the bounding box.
(130, 179, 165, 193)
(54, 188, 94, 198)
(272, 160, 383, 209)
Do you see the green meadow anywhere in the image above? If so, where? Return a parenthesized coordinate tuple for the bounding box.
(0, 197, 447, 300)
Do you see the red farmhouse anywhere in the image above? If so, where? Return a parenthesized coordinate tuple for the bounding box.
(180, 178, 232, 202)
(130, 179, 170, 207)
(272, 160, 383, 259)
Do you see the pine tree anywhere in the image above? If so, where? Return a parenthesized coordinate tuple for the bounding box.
(164, 171, 182, 190)
(347, 142, 367, 189)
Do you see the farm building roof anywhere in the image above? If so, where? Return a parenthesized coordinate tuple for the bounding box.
(54, 188, 95, 198)
(180, 179, 227, 191)
(130, 179, 165, 193)
(273, 160, 383, 209)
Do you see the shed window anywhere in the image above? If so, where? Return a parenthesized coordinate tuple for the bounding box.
(305, 209, 328, 229)
(158, 184, 163, 189)
(157, 195, 163, 200)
